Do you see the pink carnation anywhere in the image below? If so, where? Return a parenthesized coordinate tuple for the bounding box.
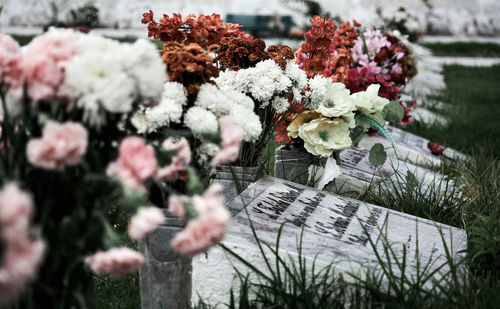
(0, 183, 32, 241)
(22, 53, 65, 102)
(0, 183, 46, 305)
(27, 121, 88, 170)
(0, 238, 46, 305)
(171, 184, 230, 256)
(27, 34, 78, 64)
(128, 207, 166, 240)
(0, 33, 21, 78)
(162, 138, 191, 164)
(156, 137, 191, 181)
(84, 247, 144, 278)
(211, 117, 244, 167)
(107, 136, 157, 192)
(168, 195, 185, 219)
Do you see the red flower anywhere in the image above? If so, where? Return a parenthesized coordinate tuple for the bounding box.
(428, 141, 445, 155)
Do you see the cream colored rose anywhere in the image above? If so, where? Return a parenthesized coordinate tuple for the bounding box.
(287, 110, 322, 138)
(351, 84, 390, 114)
(315, 82, 355, 118)
(298, 117, 352, 157)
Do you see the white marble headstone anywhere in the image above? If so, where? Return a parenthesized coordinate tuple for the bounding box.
(192, 176, 467, 305)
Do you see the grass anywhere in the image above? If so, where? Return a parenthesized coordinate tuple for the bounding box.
(419, 42, 500, 57)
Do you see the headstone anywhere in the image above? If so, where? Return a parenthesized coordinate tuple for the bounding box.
(339, 145, 447, 190)
(383, 126, 467, 162)
(139, 211, 192, 309)
(357, 134, 442, 168)
(409, 108, 448, 126)
(192, 176, 467, 305)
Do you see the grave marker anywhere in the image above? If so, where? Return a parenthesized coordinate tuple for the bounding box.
(192, 177, 467, 305)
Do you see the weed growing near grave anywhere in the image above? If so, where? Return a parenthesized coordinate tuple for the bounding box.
(195, 213, 500, 308)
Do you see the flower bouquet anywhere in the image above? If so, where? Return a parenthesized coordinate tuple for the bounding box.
(142, 12, 307, 173)
(0, 27, 248, 307)
(275, 16, 406, 188)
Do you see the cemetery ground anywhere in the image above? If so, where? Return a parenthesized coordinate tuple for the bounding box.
(87, 57, 500, 307)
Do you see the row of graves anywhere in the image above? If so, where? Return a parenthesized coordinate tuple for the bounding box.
(141, 132, 467, 307)
(0, 10, 469, 309)
(137, 17, 468, 308)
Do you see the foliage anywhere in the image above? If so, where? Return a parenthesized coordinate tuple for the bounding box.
(66, 3, 100, 29)
(368, 143, 387, 167)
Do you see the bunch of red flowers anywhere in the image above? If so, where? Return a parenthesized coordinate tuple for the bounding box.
(161, 41, 219, 95)
(295, 16, 360, 83)
(142, 11, 250, 49)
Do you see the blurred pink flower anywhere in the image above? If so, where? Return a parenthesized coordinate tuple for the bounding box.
(27, 34, 78, 63)
(84, 247, 144, 278)
(171, 184, 230, 256)
(0, 183, 32, 241)
(0, 183, 45, 305)
(2, 32, 78, 101)
(128, 207, 166, 240)
(156, 137, 191, 181)
(22, 53, 64, 102)
(0, 238, 46, 305)
(211, 117, 244, 167)
(0, 33, 21, 78)
(27, 121, 88, 170)
(107, 136, 157, 192)
(162, 137, 191, 164)
(168, 195, 185, 219)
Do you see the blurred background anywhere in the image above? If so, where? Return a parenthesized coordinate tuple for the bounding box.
(1, 0, 499, 39)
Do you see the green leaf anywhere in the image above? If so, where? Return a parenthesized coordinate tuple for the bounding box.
(186, 166, 204, 195)
(382, 100, 405, 124)
(406, 171, 419, 190)
(369, 143, 387, 167)
(351, 125, 366, 145)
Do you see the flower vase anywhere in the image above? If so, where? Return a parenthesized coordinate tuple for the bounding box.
(274, 145, 326, 185)
(138, 210, 192, 309)
(213, 165, 261, 203)
(274, 145, 372, 195)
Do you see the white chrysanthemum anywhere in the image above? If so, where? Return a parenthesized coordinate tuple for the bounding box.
(234, 68, 256, 93)
(195, 84, 231, 116)
(272, 97, 290, 114)
(315, 82, 355, 118)
(62, 51, 135, 126)
(146, 99, 183, 124)
(42, 27, 86, 44)
(306, 75, 330, 109)
(78, 33, 122, 55)
(254, 59, 283, 81)
(351, 84, 390, 114)
(130, 107, 152, 134)
(162, 82, 187, 106)
(122, 39, 166, 100)
(131, 98, 183, 134)
(248, 75, 275, 102)
(229, 105, 262, 142)
(292, 87, 303, 102)
(285, 60, 308, 89)
(184, 107, 219, 135)
(213, 69, 238, 91)
(224, 89, 254, 110)
(275, 74, 293, 93)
